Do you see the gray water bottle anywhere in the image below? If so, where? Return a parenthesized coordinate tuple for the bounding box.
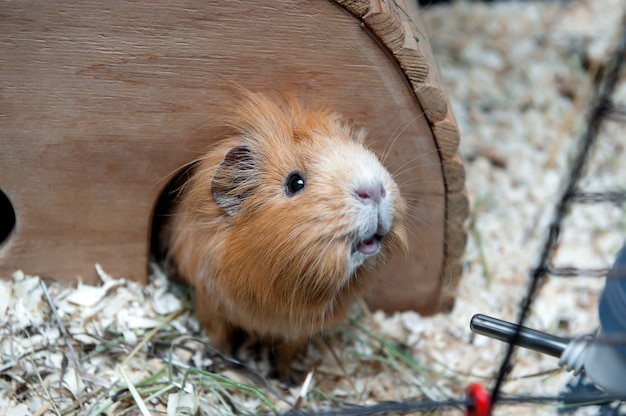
(584, 243, 626, 395)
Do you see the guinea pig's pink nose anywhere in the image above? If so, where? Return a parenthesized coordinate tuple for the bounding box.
(355, 182, 386, 204)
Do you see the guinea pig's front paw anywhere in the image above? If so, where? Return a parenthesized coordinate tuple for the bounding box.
(268, 340, 308, 388)
(268, 360, 306, 388)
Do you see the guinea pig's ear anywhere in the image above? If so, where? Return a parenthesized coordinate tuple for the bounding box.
(211, 145, 256, 216)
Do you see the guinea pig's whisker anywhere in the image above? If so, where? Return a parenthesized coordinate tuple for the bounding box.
(401, 197, 446, 211)
(392, 163, 444, 183)
(403, 212, 446, 240)
(397, 178, 449, 188)
(380, 110, 427, 164)
(390, 150, 444, 177)
(396, 175, 450, 187)
(397, 223, 439, 277)
(396, 170, 446, 180)
(151, 155, 203, 191)
(393, 157, 441, 173)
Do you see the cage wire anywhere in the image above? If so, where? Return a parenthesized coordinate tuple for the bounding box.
(260, 6, 626, 416)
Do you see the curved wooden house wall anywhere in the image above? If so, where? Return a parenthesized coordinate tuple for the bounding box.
(0, 0, 467, 314)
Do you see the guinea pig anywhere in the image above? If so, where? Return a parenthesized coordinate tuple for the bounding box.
(160, 89, 408, 382)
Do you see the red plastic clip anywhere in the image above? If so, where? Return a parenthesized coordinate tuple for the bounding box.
(466, 383, 490, 416)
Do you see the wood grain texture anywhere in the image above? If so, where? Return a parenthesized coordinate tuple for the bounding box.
(442, 155, 466, 194)
(0, 0, 466, 314)
(334, 0, 370, 17)
(438, 261, 464, 311)
(433, 116, 462, 160)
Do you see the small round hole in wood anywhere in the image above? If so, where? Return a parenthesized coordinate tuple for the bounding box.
(0, 188, 16, 246)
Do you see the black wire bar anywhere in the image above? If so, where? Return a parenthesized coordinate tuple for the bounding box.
(488, 10, 626, 413)
(263, 392, 626, 416)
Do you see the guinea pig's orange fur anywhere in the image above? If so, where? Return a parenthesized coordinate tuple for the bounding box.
(162, 90, 408, 377)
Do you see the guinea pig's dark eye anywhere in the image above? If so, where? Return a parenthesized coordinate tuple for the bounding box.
(285, 172, 305, 196)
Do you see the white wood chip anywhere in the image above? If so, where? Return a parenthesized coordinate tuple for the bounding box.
(167, 391, 198, 416)
(65, 276, 124, 307)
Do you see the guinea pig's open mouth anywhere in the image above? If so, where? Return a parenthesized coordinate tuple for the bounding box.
(355, 234, 383, 255)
